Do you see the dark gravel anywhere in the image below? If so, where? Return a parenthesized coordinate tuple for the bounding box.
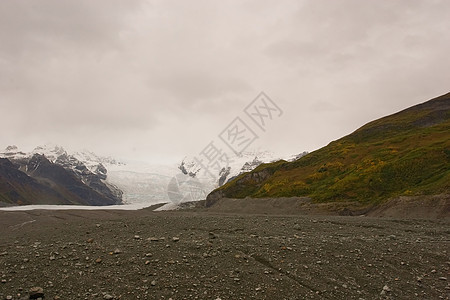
(0, 209, 449, 299)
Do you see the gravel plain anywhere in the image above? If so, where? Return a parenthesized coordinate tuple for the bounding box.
(0, 208, 449, 299)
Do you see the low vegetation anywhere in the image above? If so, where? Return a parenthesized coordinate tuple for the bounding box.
(211, 93, 450, 204)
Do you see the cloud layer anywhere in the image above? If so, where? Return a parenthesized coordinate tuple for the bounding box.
(1, 0, 449, 163)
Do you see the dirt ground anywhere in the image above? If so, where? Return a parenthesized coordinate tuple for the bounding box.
(0, 208, 449, 300)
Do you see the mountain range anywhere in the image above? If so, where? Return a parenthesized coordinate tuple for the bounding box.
(0, 145, 123, 206)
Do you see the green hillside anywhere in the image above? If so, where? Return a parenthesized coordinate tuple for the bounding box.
(207, 92, 450, 205)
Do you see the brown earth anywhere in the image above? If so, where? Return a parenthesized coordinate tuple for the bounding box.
(200, 194, 450, 219)
(0, 203, 449, 299)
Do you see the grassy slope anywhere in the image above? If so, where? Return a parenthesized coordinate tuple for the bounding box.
(212, 93, 450, 204)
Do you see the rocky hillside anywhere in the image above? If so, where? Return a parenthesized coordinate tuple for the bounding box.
(207, 92, 450, 206)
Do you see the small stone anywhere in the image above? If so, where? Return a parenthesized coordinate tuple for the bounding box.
(151, 280, 156, 286)
(29, 287, 44, 299)
(172, 237, 180, 242)
(145, 260, 150, 265)
(145, 253, 152, 257)
(0, 252, 7, 256)
(134, 235, 141, 240)
(209, 232, 217, 239)
(380, 285, 391, 295)
(1, 279, 6, 283)
(103, 294, 114, 300)
(438, 277, 447, 281)
(148, 237, 159, 242)
(95, 258, 102, 263)
(6, 296, 12, 300)
(87, 238, 94, 243)
(113, 249, 122, 254)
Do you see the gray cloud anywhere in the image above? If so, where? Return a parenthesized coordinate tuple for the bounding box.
(1, 0, 449, 163)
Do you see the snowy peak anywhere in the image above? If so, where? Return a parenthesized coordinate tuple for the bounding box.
(1, 145, 124, 180)
(72, 149, 124, 171)
(1, 145, 27, 158)
(178, 149, 308, 188)
(31, 144, 68, 162)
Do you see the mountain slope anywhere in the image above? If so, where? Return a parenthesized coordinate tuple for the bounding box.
(0, 158, 67, 206)
(0, 154, 123, 206)
(0, 145, 123, 206)
(207, 92, 450, 206)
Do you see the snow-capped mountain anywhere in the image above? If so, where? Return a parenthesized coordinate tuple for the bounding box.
(1, 144, 308, 208)
(178, 150, 309, 188)
(0, 145, 123, 205)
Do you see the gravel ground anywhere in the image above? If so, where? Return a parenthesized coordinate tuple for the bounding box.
(0, 209, 449, 299)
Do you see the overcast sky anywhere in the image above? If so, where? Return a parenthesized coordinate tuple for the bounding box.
(1, 0, 449, 164)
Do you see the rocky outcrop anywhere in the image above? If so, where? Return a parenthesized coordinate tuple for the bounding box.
(206, 166, 275, 207)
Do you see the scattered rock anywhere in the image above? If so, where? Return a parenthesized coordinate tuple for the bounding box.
(380, 285, 391, 296)
(29, 287, 44, 299)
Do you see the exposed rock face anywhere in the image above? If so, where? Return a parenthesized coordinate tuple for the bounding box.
(218, 167, 231, 186)
(206, 167, 274, 207)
